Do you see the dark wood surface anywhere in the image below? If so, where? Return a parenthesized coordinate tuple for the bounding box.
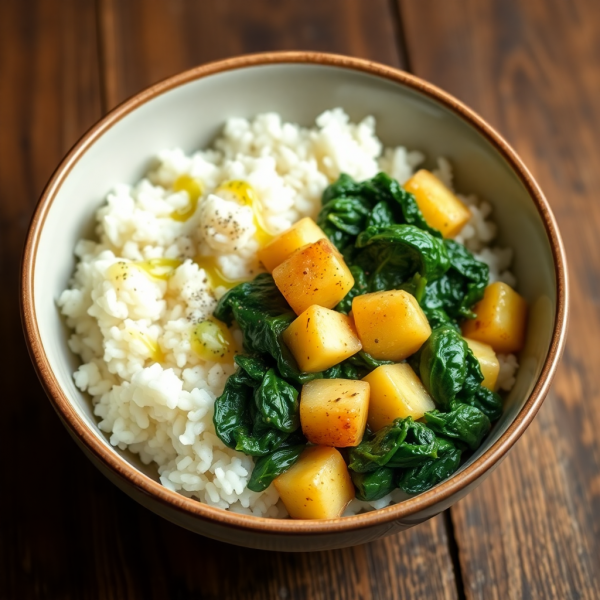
(1, 0, 598, 597)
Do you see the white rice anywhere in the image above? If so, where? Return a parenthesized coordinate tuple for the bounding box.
(59, 109, 518, 517)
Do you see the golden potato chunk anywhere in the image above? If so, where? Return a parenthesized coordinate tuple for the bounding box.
(283, 305, 362, 372)
(464, 337, 500, 391)
(352, 290, 431, 361)
(272, 238, 354, 315)
(403, 169, 471, 238)
(364, 363, 435, 431)
(300, 379, 370, 447)
(462, 282, 527, 354)
(274, 446, 355, 519)
(257, 217, 326, 273)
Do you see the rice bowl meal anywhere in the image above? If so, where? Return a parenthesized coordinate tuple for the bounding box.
(59, 108, 527, 520)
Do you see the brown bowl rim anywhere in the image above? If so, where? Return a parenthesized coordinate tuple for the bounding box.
(21, 51, 569, 536)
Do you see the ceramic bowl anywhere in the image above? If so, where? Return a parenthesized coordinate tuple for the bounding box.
(21, 51, 568, 551)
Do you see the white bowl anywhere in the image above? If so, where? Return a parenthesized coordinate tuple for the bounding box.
(21, 52, 568, 551)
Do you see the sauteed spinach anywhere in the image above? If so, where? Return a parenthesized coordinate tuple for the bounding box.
(212, 172, 499, 498)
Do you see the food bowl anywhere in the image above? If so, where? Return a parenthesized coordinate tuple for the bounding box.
(21, 51, 568, 551)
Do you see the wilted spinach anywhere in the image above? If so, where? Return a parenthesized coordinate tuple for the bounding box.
(318, 172, 441, 257)
(397, 438, 462, 495)
(215, 273, 315, 385)
(211, 170, 504, 499)
(354, 225, 450, 292)
(419, 325, 470, 408)
(421, 239, 489, 325)
(214, 357, 301, 457)
(247, 443, 306, 492)
(255, 369, 299, 433)
(351, 467, 396, 501)
(324, 351, 394, 380)
(425, 401, 491, 450)
(347, 417, 465, 496)
(348, 417, 438, 473)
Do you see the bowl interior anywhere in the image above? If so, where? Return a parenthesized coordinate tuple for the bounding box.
(31, 61, 557, 496)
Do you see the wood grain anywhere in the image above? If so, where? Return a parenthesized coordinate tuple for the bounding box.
(0, 0, 103, 597)
(5, 0, 599, 597)
(97, 0, 405, 108)
(399, 0, 600, 597)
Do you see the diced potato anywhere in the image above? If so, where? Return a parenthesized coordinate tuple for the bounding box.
(283, 305, 362, 372)
(300, 379, 370, 447)
(462, 282, 527, 354)
(464, 337, 500, 391)
(257, 217, 326, 273)
(364, 363, 435, 431)
(272, 238, 354, 315)
(352, 290, 431, 361)
(403, 169, 471, 238)
(273, 446, 355, 519)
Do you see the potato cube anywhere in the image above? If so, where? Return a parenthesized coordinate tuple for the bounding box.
(257, 217, 326, 273)
(364, 363, 435, 431)
(352, 290, 431, 361)
(300, 379, 370, 447)
(273, 446, 355, 519)
(403, 169, 471, 238)
(462, 282, 527, 354)
(464, 337, 500, 391)
(273, 238, 354, 315)
(283, 306, 362, 372)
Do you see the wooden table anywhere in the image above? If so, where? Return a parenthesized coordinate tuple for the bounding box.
(2, 1, 599, 597)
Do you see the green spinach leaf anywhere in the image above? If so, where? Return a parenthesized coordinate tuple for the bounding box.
(425, 401, 491, 450)
(234, 355, 269, 382)
(351, 467, 396, 501)
(462, 386, 503, 422)
(419, 325, 469, 408)
(247, 444, 306, 492)
(318, 172, 441, 255)
(368, 172, 441, 237)
(397, 438, 462, 495)
(365, 201, 396, 228)
(421, 240, 489, 324)
(233, 416, 290, 457)
(212, 368, 256, 449)
(348, 417, 438, 473)
(354, 225, 450, 291)
(324, 351, 395, 380)
(254, 368, 299, 433)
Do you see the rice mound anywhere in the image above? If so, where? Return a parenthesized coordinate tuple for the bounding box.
(59, 109, 518, 518)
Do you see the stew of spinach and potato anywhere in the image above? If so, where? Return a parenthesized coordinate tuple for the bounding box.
(213, 172, 502, 499)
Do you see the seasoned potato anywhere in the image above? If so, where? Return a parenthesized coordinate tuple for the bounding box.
(283, 305, 361, 372)
(403, 169, 471, 238)
(364, 363, 435, 431)
(462, 282, 527, 354)
(464, 337, 500, 391)
(274, 446, 355, 519)
(352, 290, 431, 361)
(272, 238, 354, 315)
(300, 379, 370, 447)
(257, 217, 326, 273)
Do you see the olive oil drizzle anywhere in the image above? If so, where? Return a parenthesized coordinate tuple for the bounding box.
(194, 255, 248, 290)
(216, 180, 275, 247)
(129, 329, 165, 363)
(171, 174, 203, 222)
(191, 318, 236, 364)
